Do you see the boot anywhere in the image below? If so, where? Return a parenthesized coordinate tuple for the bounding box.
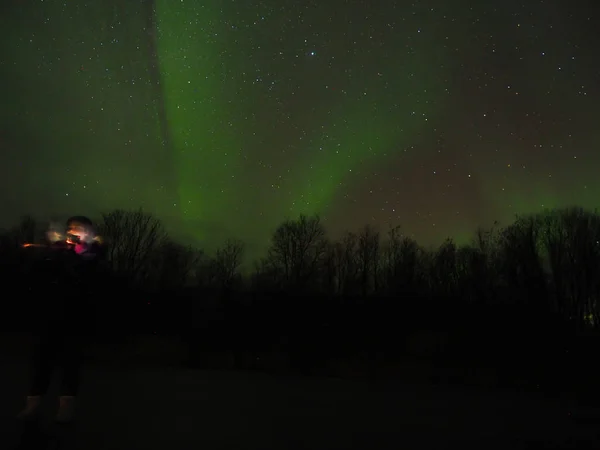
(16, 395, 42, 421)
(55, 396, 76, 423)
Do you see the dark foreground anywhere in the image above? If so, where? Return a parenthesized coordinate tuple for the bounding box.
(2, 357, 600, 450)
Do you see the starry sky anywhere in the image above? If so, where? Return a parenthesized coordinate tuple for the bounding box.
(1, 0, 598, 258)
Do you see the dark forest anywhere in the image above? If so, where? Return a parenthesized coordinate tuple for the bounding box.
(3, 206, 600, 399)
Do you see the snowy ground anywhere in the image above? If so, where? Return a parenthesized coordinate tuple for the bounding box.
(2, 356, 600, 450)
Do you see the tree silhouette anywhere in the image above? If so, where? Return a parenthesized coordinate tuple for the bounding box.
(356, 224, 381, 296)
(8, 205, 600, 346)
(497, 215, 546, 308)
(97, 209, 167, 286)
(333, 231, 359, 296)
(469, 223, 501, 305)
(208, 238, 245, 290)
(543, 207, 600, 328)
(382, 226, 422, 296)
(455, 245, 487, 304)
(8, 204, 600, 396)
(148, 240, 201, 291)
(430, 238, 458, 298)
(265, 214, 326, 291)
(319, 239, 338, 295)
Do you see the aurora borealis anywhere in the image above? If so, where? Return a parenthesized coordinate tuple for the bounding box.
(1, 0, 599, 257)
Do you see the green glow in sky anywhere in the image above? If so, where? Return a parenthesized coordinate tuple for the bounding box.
(153, 1, 453, 248)
(155, 1, 242, 243)
(0, 2, 171, 215)
(1, 1, 599, 259)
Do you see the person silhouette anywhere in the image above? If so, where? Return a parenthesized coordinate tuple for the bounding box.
(17, 216, 105, 423)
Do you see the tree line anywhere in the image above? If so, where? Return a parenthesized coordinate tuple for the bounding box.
(2, 206, 600, 332)
(3, 206, 600, 389)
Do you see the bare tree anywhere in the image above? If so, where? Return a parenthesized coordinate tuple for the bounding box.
(472, 222, 500, 258)
(266, 214, 327, 290)
(209, 238, 245, 290)
(250, 256, 279, 292)
(456, 222, 502, 303)
(542, 209, 569, 318)
(356, 224, 381, 296)
(383, 226, 402, 283)
(334, 232, 359, 295)
(542, 207, 600, 328)
(455, 245, 479, 303)
(430, 238, 458, 297)
(497, 215, 546, 308)
(382, 226, 422, 296)
(320, 239, 338, 295)
(97, 209, 168, 285)
(148, 240, 201, 290)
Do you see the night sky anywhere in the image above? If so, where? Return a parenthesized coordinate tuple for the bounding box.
(1, 0, 598, 258)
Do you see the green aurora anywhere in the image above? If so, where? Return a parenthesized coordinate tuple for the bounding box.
(153, 0, 455, 245)
(1, 0, 599, 259)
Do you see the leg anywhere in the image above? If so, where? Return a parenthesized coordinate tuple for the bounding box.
(29, 330, 60, 396)
(56, 332, 85, 423)
(58, 333, 85, 397)
(17, 330, 60, 419)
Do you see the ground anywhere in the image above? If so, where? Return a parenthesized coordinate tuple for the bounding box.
(1, 334, 599, 449)
(2, 362, 600, 449)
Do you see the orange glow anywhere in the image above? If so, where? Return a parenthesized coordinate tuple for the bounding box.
(22, 232, 102, 249)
